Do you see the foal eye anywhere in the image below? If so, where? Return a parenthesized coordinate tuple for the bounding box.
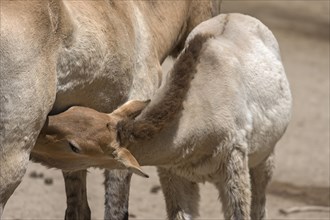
(69, 142, 80, 153)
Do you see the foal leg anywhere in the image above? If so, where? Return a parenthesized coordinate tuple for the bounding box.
(63, 170, 91, 220)
(157, 167, 200, 220)
(249, 154, 274, 220)
(104, 170, 132, 220)
(216, 147, 251, 220)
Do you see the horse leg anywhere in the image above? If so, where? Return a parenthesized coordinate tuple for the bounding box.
(104, 170, 132, 220)
(216, 147, 251, 220)
(1, 32, 57, 219)
(157, 167, 200, 220)
(250, 154, 274, 220)
(63, 170, 91, 220)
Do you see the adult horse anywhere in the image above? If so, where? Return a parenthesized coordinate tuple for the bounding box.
(0, 0, 220, 219)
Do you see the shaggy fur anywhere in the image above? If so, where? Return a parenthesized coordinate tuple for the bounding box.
(117, 34, 211, 145)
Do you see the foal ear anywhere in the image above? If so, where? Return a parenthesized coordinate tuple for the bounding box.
(39, 116, 59, 136)
(112, 148, 149, 178)
(111, 100, 150, 119)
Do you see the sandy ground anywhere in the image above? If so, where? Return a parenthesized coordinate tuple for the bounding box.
(2, 1, 329, 219)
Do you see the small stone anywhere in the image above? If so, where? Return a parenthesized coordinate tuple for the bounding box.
(150, 185, 161, 194)
(44, 178, 53, 185)
(29, 171, 38, 178)
(129, 213, 136, 218)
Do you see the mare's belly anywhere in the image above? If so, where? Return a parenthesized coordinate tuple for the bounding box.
(50, 35, 134, 114)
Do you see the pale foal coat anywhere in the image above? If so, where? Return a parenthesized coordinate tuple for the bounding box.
(125, 13, 292, 219)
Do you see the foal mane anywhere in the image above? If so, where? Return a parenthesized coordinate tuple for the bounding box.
(117, 34, 211, 145)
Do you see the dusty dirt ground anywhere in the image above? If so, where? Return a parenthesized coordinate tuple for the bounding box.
(2, 1, 329, 219)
